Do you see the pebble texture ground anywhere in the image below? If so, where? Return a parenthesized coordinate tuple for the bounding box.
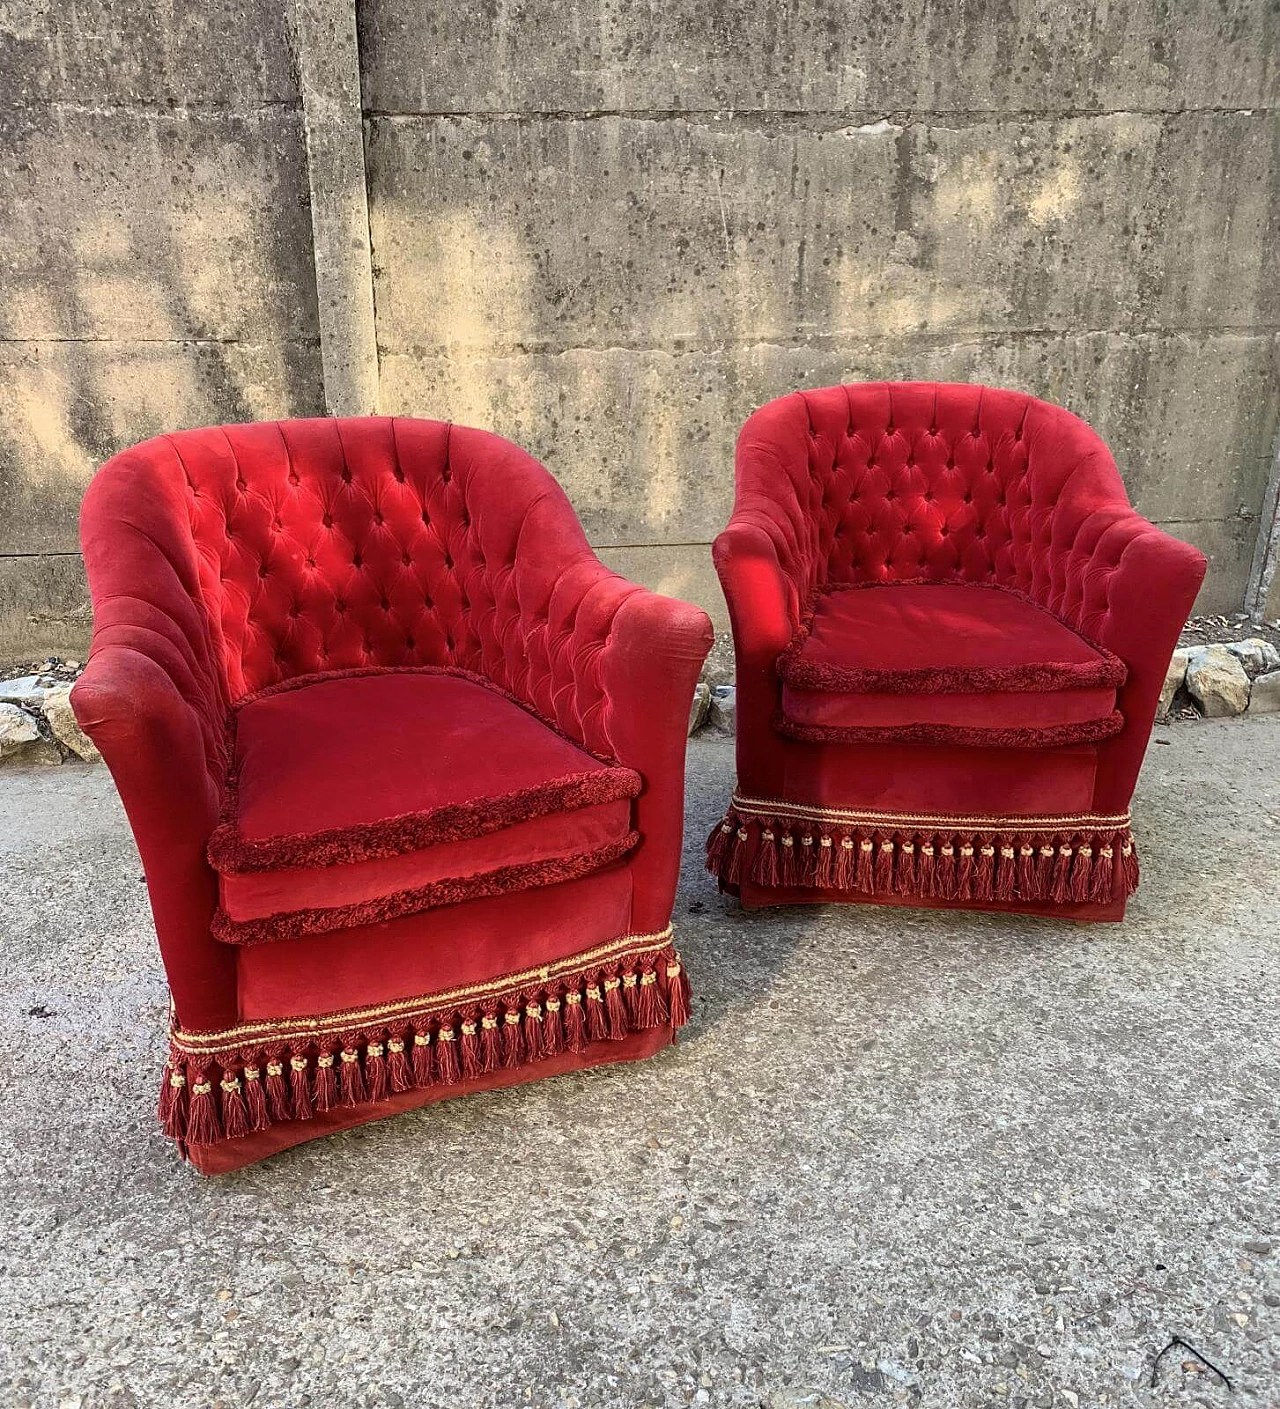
(0, 720, 1277, 1408)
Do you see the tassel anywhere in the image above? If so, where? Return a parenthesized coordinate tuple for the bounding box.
(995, 843, 1016, 901)
(779, 832, 799, 886)
(937, 842, 958, 899)
(604, 974, 628, 1040)
(502, 1009, 525, 1067)
(895, 839, 917, 895)
(158, 1060, 177, 1127)
(1069, 844, 1092, 903)
(621, 973, 640, 1025)
(635, 966, 664, 1028)
(265, 1045, 292, 1121)
(412, 1030, 434, 1086)
(1121, 838, 1140, 895)
(314, 1048, 338, 1112)
(833, 835, 856, 889)
(1016, 844, 1036, 899)
(1036, 842, 1055, 896)
(479, 1004, 503, 1072)
(873, 836, 894, 894)
(919, 841, 937, 897)
(435, 1024, 461, 1084)
(543, 990, 564, 1056)
(798, 831, 817, 883)
(220, 1072, 249, 1140)
(666, 959, 691, 1029)
(705, 811, 737, 875)
(185, 1068, 221, 1145)
(724, 826, 748, 886)
(387, 1032, 414, 1093)
(161, 1065, 188, 1141)
(365, 1041, 389, 1103)
(523, 1001, 545, 1062)
(460, 1015, 482, 1079)
(955, 842, 975, 900)
(974, 843, 996, 901)
(1091, 843, 1115, 903)
(813, 834, 835, 888)
(290, 1052, 314, 1120)
(752, 827, 780, 887)
(855, 837, 875, 893)
(564, 991, 589, 1053)
(338, 1047, 367, 1107)
(1050, 845, 1073, 904)
(585, 983, 608, 1042)
(242, 1061, 270, 1132)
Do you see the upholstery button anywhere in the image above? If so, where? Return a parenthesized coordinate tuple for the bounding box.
(236, 477, 247, 492)
(341, 469, 352, 483)
(374, 511, 384, 525)
(401, 552, 411, 566)
(323, 514, 333, 528)
(380, 598, 390, 611)
(352, 553, 363, 568)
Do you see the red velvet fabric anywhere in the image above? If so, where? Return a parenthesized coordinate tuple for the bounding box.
(778, 580, 1122, 744)
(713, 381, 1206, 919)
(211, 668, 639, 938)
(71, 416, 711, 1166)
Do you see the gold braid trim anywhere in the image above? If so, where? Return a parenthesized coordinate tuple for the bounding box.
(728, 792, 1130, 833)
(171, 926, 675, 1055)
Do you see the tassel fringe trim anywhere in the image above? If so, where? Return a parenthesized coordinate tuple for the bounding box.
(706, 794, 1139, 906)
(160, 930, 691, 1151)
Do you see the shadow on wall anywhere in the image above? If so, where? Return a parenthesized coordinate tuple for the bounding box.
(0, 107, 324, 558)
(366, 111, 1275, 618)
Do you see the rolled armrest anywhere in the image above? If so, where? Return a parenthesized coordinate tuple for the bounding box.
(1082, 515, 1206, 809)
(72, 646, 236, 1032)
(598, 586, 714, 931)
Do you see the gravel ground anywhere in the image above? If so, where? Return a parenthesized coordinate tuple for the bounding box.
(0, 718, 1277, 1409)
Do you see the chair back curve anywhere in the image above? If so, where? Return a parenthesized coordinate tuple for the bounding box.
(80, 416, 596, 704)
(732, 381, 1142, 640)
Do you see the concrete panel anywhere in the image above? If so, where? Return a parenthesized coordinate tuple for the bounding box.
(380, 330, 1275, 611)
(0, 107, 318, 342)
(0, 0, 299, 105)
(0, 339, 324, 555)
(595, 544, 727, 633)
(367, 111, 1275, 355)
(360, 0, 1273, 116)
(0, 553, 89, 665)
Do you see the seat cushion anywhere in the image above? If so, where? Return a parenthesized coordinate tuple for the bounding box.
(208, 668, 641, 943)
(776, 582, 1127, 747)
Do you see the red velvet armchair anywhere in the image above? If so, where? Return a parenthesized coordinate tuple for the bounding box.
(707, 382, 1206, 921)
(72, 417, 711, 1173)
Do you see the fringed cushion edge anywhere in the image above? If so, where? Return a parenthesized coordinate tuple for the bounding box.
(705, 794, 1139, 905)
(160, 928, 691, 1153)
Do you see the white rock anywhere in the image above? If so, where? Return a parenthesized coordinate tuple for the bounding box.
(42, 685, 101, 762)
(1248, 670, 1280, 714)
(0, 673, 56, 708)
(708, 684, 737, 735)
(1157, 647, 1191, 716)
(687, 681, 710, 736)
(1226, 637, 1280, 678)
(1185, 645, 1251, 718)
(0, 703, 61, 765)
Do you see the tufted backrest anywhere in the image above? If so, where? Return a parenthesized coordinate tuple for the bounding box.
(731, 381, 1139, 640)
(84, 416, 603, 707)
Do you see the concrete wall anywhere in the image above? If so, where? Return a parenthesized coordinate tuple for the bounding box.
(0, 0, 324, 659)
(0, 0, 1276, 660)
(362, 0, 1279, 623)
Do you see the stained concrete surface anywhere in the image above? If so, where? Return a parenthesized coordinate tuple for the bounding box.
(0, 718, 1277, 1408)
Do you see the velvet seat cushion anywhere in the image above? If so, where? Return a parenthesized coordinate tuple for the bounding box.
(776, 582, 1127, 747)
(208, 668, 641, 943)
